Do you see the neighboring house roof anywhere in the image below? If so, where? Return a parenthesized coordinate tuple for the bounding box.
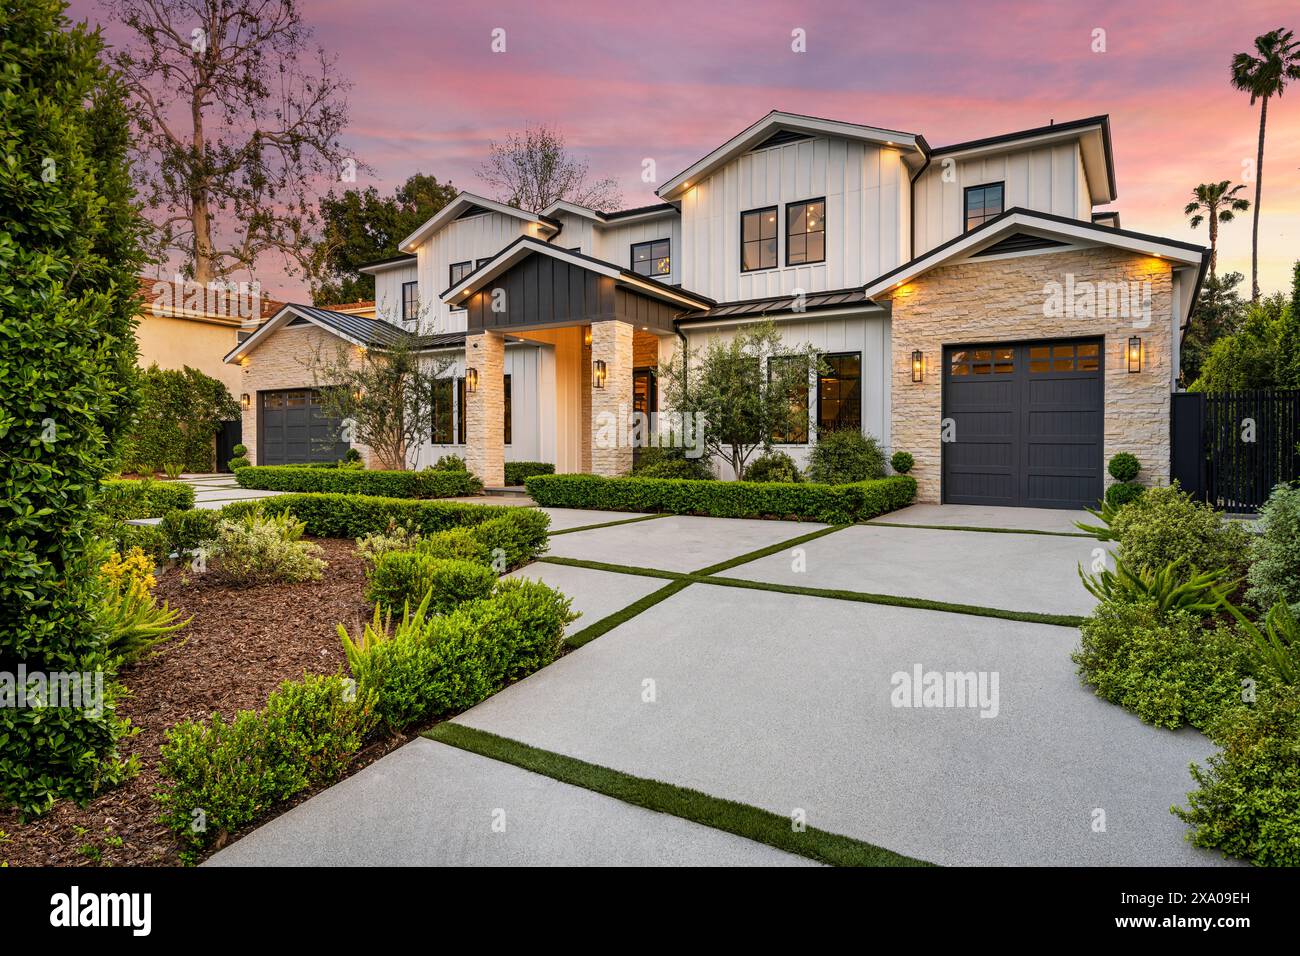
(927, 115, 1116, 204)
(398, 192, 559, 254)
(138, 276, 286, 326)
(440, 235, 715, 311)
(540, 199, 679, 223)
(678, 288, 883, 325)
(356, 253, 417, 274)
(860, 207, 1209, 327)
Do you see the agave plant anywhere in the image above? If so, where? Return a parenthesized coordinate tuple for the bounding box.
(1078, 556, 1238, 616)
(1220, 599, 1300, 687)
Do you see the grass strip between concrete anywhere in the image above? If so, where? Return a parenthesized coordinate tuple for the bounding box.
(564, 579, 694, 648)
(425, 723, 933, 868)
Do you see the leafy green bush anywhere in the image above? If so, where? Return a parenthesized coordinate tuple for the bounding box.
(1, 0, 147, 814)
(433, 454, 468, 471)
(1073, 599, 1252, 731)
(1110, 484, 1252, 581)
(1223, 599, 1300, 688)
(1104, 481, 1145, 508)
(890, 451, 914, 475)
(1173, 685, 1300, 866)
(632, 446, 714, 480)
(120, 364, 239, 472)
(470, 509, 551, 570)
(232, 444, 247, 457)
(235, 465, 481, 498)
(220, 492, 511, 538)
(1108, 452, 1141, 482)
(504, 461, 554, 485)
(742, 451, 801, 483)
(160, 509, 221, 557)
(1247, 484, 1300, 617)
(525, 473, 916, 524)
(157, 673, 376, 861)
(344, 448, 363, 463)
(211, 510, 326, 584)
(100, 519, 170, 561)
(355, 520, 423, 566)
(805, 430, 886, 484)
(415, 527, 492, 564)
(367, 554, 496, 614)
(99, 477, 195, 519)
(339, 581, 576, 733)
(1078, 558, 1237, 617)
(226, 455, 250, 471)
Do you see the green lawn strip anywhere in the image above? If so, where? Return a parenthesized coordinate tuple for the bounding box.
(864, 520, 1096, 539)
(564, 579, 694, 648)
(539, 555, 686, 581)
(692, 523, 850, 576)
(696, 574, 1086, 628)
(425, 723, 932, 867)
(547, 513, 671, 536)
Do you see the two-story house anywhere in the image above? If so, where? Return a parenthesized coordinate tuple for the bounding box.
(227, 111, 1208, 509)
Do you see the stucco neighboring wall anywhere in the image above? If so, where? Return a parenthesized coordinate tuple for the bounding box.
(881, 246, 1173, 503)
(136, 313, 243, 396)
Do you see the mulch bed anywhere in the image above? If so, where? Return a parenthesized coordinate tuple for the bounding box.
(0, 538, 381, 867)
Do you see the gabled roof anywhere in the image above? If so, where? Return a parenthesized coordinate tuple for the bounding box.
(440, 235, 714, 311)
(224, 303, 410, 364)
(658, 110, 925, 200)
(357, 252, 417, 274)
(928, 115, 1116, 204)
(398, 192, 558, 253)
(540, 199, 679, 224)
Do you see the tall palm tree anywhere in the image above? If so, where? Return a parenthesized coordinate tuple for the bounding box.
(1231, 28, 1300, 302)
(1184, 181, 1250, 279)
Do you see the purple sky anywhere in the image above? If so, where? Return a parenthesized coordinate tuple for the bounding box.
(72, 0, 1300, 300)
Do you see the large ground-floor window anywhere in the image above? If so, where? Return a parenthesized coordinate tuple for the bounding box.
(817, 352, 861, 432)
(768, 355, 809, 444)
(449, 374, 510, 446)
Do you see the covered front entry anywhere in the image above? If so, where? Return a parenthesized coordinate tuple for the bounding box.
(258, 389, 350, 465)
(942, 338, 1103, 509)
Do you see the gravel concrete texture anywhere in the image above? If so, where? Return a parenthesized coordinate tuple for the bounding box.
(506, 562, 666, 636)
(539, 508, 660, 531)
(876, 503, 1092, 534)
(724, 523, 1109, 616)
(544, 515, 826, 573)
(205, 737, 817, 867)
(453, 584, 1231, 867)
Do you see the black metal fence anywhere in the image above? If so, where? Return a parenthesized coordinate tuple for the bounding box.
(1171, 390, 1300, 513)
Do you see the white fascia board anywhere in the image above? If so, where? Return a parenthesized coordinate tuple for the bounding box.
(358, 257, 417, 276)
(399, 192, 556, 253)
(222, 305, 364, 364)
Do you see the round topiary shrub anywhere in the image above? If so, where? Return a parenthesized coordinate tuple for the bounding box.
(1108, 452, 1140, 483)
(344, 448, 362, 463)
(1104, 481, 1145, 508)
(890, 451, 914, 475)
(806, 430, 886, 485)
(742, 451, 802, 483)
(231, 443, 247, 457)
(227, 455, 251, 471)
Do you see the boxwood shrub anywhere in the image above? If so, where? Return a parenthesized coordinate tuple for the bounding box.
(524, 473, 916, 524)
(221, 492, 511, 538)
(234, 465, 481, 498)
(100, 478, 195, 519)
(367, 554, 497, 614)
(504, 461, 554, 485)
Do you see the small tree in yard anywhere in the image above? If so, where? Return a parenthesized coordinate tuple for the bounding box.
(659, 320, 823, 479)
(306, 337, 454, 470)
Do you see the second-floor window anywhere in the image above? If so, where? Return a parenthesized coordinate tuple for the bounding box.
(631, 239, 671, 277)
(741, 206, 778, 272)
(449, 261, 473, 311)
(964, 182, 1004, 231)
(401, 281, 419, 322)
(786, 199, 825, 265)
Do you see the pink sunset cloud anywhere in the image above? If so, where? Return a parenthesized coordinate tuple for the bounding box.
(71, 0, 1300, 300)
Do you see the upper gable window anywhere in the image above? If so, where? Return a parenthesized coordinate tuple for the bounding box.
(449, 261, 473, 311)
(964, 182, 1004, 232)
(786, 199, 825, 266)
(741, 206, 778, 272)
(401, 281, 419, 322)
(631, 239, 671, 277)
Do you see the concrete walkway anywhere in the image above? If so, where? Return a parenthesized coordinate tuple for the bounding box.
(182, 473, 284, 509)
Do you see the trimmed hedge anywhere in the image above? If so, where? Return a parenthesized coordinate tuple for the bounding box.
(100, 478, 195, 519)
(504, 461, 554, 485)
(525, 473, 915, 522)
(524, 473, 916, 524)
(234, 465, 481, 499)
(221, 493, 510, 538)
(367, 555, 496, 614)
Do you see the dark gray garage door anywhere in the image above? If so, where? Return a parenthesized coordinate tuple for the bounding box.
(942, 339, 1103, 509)
(258, 389, 351, 465)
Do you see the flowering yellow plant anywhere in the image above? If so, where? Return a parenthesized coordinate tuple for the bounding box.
(100, 547, 157, 594)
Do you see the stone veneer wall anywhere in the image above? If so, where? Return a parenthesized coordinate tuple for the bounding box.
(236, 324, 374, 467)
(590, 320, 634, 476)
(880, 246, 1174, 503)
(464, 330, 505, 486)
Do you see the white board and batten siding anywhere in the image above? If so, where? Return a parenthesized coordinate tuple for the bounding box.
(682, 311, 891, 479)
(912, 141, 1089, 255)
(678, 135, 911, 303)
(371, 262, 418, 325)
(593, 216, 683, 287)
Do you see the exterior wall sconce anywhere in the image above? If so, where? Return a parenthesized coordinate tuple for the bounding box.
(583, 326, 593, 347)
(466, 368, 479, 392)
(240, 393, 251, 409)
(1127, 336, 1142, 373)
(593, 359, 608, 389)
(910, 349, 925, 383)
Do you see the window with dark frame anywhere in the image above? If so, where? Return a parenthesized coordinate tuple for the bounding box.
(631, 239, 671, 277)
(503, 374, 512, 445)
(964, 182, 1004, 232)
(817, 352, 862, 432)
(741, 206, 779, 272)
(456, 376, 466, 444)
(786, 199, 825, 266)
(768, 355, 809, 444)
(401, 281, 419, 322)
(451, 374, 511, 446)
(431, 377, 453, 443)
(449, 261, 473, 311)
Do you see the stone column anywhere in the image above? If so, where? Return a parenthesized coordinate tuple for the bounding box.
(464, 330, 505, 487)
(590, 320, 633, 476)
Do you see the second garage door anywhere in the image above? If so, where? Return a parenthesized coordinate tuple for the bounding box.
(259, 389, 351, 465)
(942, 338, 1103, 509)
